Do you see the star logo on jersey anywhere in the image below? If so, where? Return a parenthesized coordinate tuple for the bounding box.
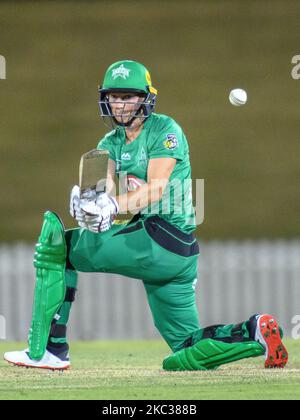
(138, 147, 148, 167)
(163, 134, 178, 150)
(112, 64, 131, 80)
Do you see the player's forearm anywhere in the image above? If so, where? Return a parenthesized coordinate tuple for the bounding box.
(116, 179, 168, 214)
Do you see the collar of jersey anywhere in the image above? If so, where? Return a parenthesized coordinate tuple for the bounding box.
(119, 114, 153, 147)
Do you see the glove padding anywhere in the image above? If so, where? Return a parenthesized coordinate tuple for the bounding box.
(70, 185, 99, 230)
(70, 185, 85, 225)
(70, 185, 119, 232)
(80, 193, 119, 233)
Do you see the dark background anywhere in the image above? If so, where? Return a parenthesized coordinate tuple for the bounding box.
(0, 0, 300, 241)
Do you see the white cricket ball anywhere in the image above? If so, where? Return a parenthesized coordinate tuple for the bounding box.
(229, 88, 247, 106)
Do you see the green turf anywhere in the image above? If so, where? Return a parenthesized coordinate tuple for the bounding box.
(0, 339, 299, 400)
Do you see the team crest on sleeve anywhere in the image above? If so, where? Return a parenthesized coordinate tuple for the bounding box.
(163, 134, 178, 150)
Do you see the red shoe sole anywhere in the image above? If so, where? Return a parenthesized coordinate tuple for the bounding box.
(4, 357, 70, 371)
(258, 315, 288, 368)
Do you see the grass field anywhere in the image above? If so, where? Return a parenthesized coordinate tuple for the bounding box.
(0, 339, 300, 400)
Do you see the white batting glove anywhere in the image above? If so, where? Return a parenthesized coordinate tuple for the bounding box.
(80, 193, 119, 233)
(69, 185, 85, 220)
(69, 185, 98, 229)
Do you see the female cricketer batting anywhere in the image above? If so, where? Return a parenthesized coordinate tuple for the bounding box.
(4, 60, 288, 371)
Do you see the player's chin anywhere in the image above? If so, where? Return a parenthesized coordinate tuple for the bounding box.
(114, 114, 131, 124)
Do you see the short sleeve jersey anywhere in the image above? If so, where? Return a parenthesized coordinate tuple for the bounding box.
(97, 113, 196, 234)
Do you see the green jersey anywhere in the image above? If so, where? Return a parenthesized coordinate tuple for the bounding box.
(97, 113, 196, 234)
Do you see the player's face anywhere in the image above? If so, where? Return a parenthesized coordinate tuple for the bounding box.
(108, 92, 144, 124)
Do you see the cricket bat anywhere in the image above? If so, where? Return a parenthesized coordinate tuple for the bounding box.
(78, 148, 130, 222)
(79, 149, 110, 198)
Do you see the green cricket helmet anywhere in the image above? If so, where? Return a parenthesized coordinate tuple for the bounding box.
(98, 60, 158, 128)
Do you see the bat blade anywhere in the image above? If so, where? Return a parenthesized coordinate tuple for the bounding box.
(79, 149, 109, 197)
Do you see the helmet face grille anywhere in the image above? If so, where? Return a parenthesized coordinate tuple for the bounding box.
(98, 91, 157, 128)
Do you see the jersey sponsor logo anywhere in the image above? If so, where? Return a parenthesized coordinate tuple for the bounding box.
(163, 133, 178, 150)
(127, 175, 145, 192)
(112, 64, 131, 80)
(121, 152, 131, 161)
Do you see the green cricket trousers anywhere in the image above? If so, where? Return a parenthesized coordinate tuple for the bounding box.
(48, 214, 265, 361)
(49, 215, 201, 352)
